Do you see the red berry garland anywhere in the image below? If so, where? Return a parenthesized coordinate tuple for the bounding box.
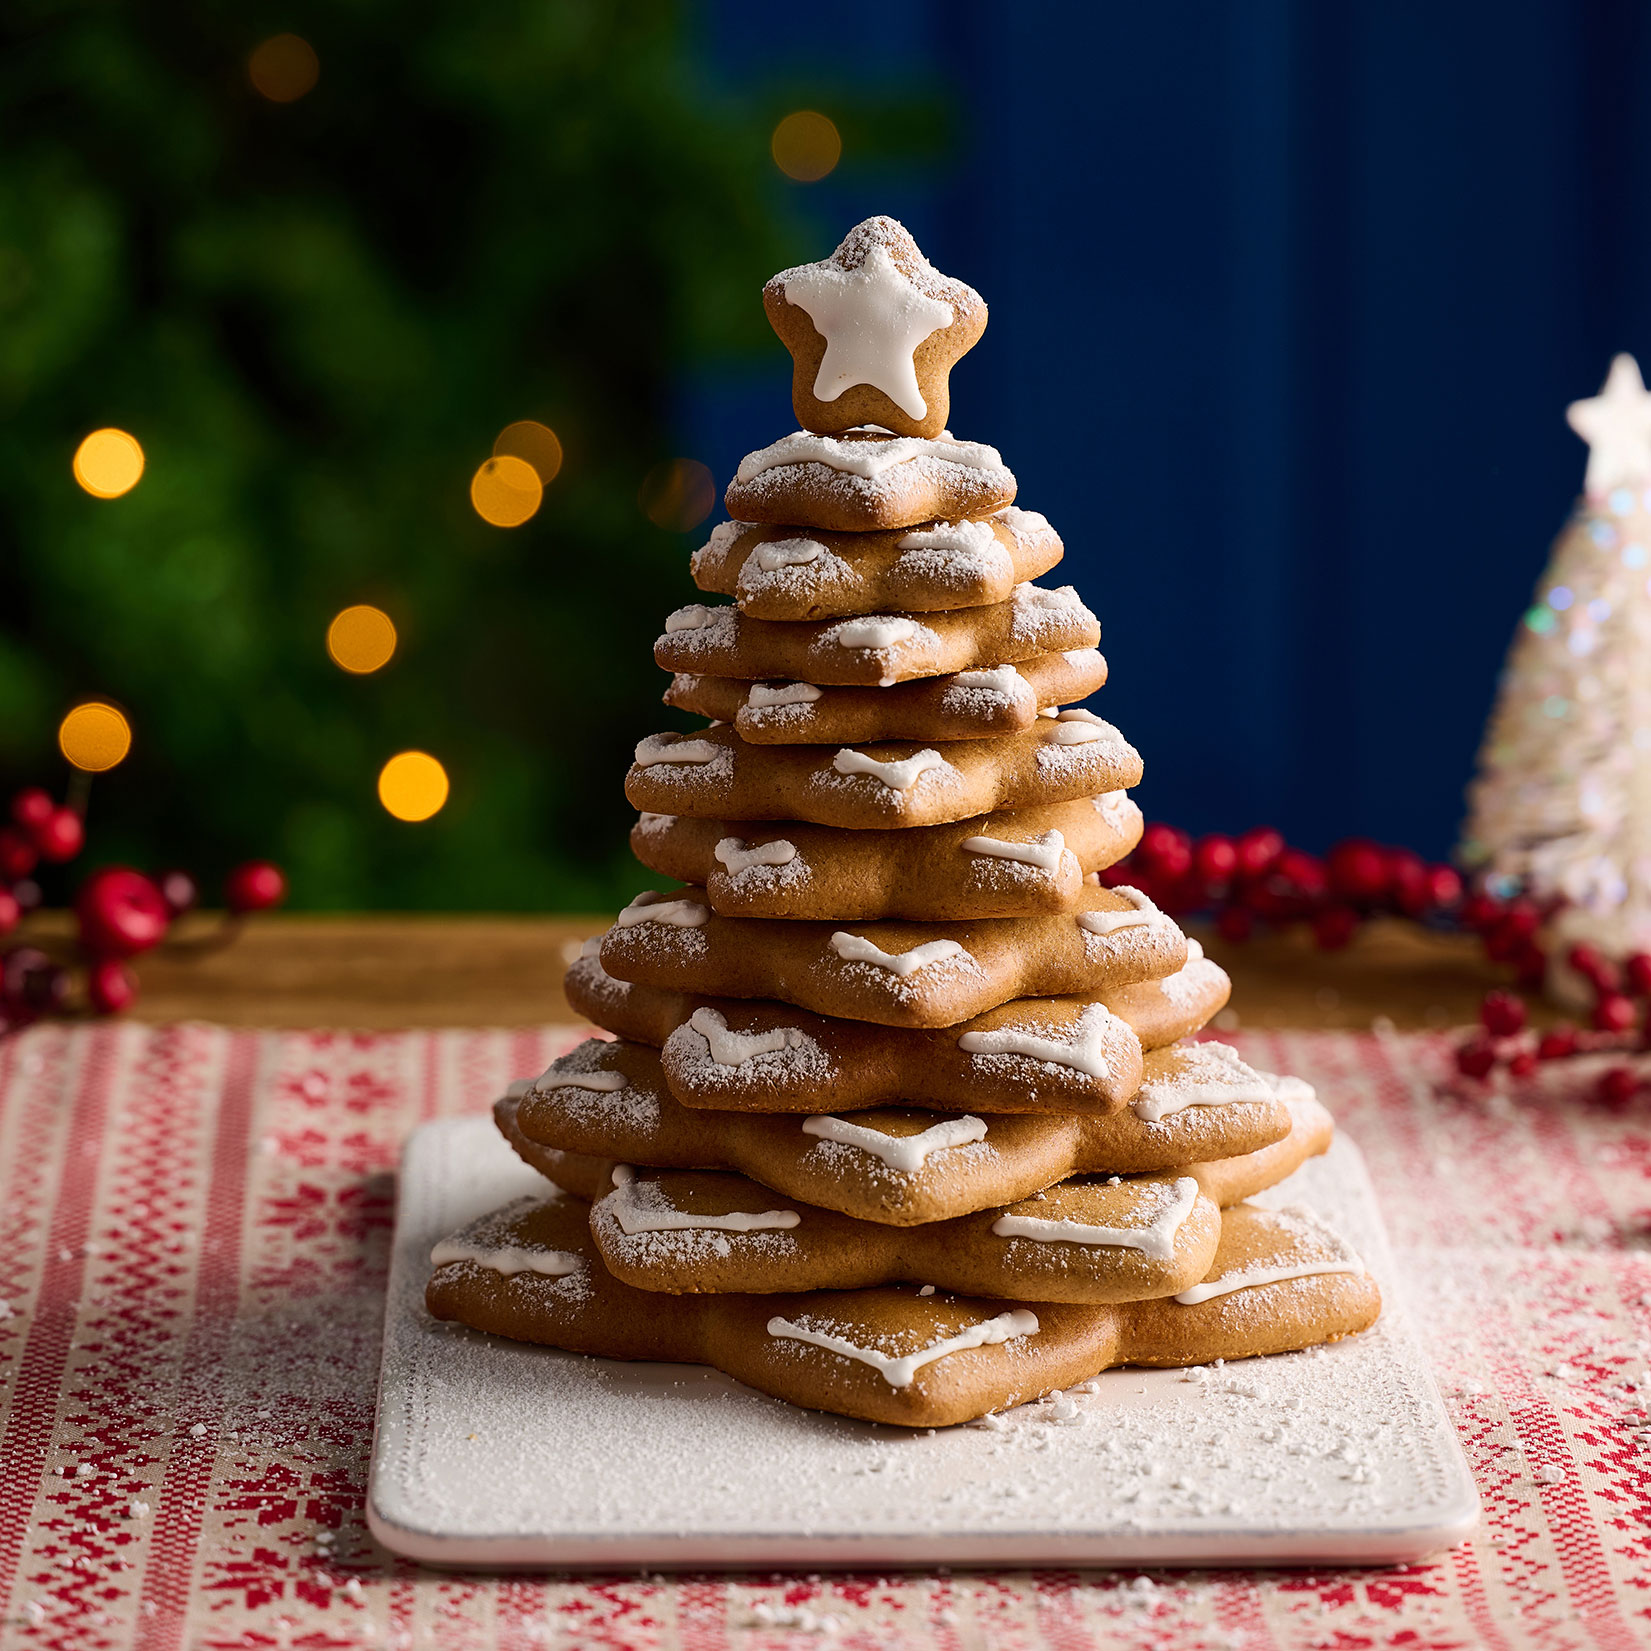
(0, 779, 286, 1027)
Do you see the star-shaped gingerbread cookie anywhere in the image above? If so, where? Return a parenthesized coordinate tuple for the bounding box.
(764, 216, 987, 440)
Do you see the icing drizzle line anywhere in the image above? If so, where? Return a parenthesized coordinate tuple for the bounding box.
(833, 747, 951, 792)
(688, 1006, 808, 1066)
(992, 1178, 1199, 1262)
(606, 1165, 800, 1237)
(962, 828, 1065, 874)
(615, 892, 709, 929)
(766, 1308, 1039, 1388)
(800, 1113, 988, 1173)
(829, 932, 969, 978)
(957, 1003, 1123, 1081)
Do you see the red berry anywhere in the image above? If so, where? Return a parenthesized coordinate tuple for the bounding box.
(1626, 953, 1651, 997)
(1460, 892, 1504, 933)
(1455, 1039, 1497, 1079)
(1313, 904, 1360, 950)
(0, 889, 17, 937)
(1276, 848, 1328, 902)
(1388, 849, 1430, 915)
(32, 807, 84, 863)
(154, 868, 199, 917)
(1137, 824, 1192, 882)
(1537, 1025, 1578, 1060)
(1481, 989, 1527, 1038)
(75, 867, 170, 958)
(1327, 838, 1390, 903)
(1425, 864, 1464, 911)
(1, 946, 67, 1014)
(86, 956, 138, 1015)
(1594, 992, 1637, 1034)
(1595, 1065, 1638, 1112)
(1508, 1048, 1537, 1078)
(1234, 827, 1284, 879)
(0, 827, 37, 882)
(1193, 835, 1238, 883)
(1512, 942, 1549, 990)
(1215, 905, 1254, 943)
(10, 788, 54, 830)
(225, 860, 287, 914)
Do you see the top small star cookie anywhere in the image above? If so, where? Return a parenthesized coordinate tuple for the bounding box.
(764, 216, 987, 440)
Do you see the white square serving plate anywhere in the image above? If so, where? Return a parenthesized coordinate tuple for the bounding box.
(368, 1115, 1477, 1568)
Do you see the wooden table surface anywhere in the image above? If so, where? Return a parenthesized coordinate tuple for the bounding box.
(12, 911, 1509, 1031)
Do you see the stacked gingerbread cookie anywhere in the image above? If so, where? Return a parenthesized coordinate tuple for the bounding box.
(428, 219, 1380, 1428)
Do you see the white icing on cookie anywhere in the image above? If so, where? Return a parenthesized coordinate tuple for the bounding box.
(1077, 885, 1161, 937)
(1047, 708, 1113, 746)
(1013, 582, 1083, 609)
(715, 837, 798, 874)
(633, 735, 719, 767)
(606, 1164, 799, 1236)
(832, 747, 950, 791)
(829, 932, 968, 977)
(664, 604, 715, 633)
(1129, 1039, 1275, 1123)
(950, 666, 1022, 697)
(832, 616, 917, 649)
(1094, 790, 1133, 830)
(753, 538, 826, 571)
(992, 1178, 1199, 1262)
(615, 891, 709, 929)
(430, 1238, 580, 1278)
(957, 1004, 1123, 1080)
(961, 829, 1065, 874)
(766, 1308, 1039, 1388)
(782, 245, 955, 419)
(896, 519, 1007, 564)
(800, 1113, 988, 1173)
(735, 432, 1004, 484)
(538, 1069, 627, 1093)
(687, 1006, 807, 1066)
(747, 681, 821, 708)
(1173, 1209, 1365, 1304)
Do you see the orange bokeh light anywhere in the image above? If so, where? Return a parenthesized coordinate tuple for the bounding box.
(493, 420, 563, 485)
(250, 34, 319, 103)
(470, 455, 543, 527)
(326, 605, 398, 674)
(771, 111, 841, 182)
(639, 458, 716, 533)
(73, 429, 145, 498)
(59, 702, 132, 772)
(378, 751, 449, 822)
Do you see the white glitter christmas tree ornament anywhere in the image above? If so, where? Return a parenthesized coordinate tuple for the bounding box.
(1462, 353, 1651, 974)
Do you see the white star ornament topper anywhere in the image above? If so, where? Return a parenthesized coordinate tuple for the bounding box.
(763, 217, 988, 439)
(1567, 353, 1651, 494)
(783, 246, 954, 421)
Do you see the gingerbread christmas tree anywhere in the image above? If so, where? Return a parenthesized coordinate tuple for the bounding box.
(428, 218, 1380, 1428)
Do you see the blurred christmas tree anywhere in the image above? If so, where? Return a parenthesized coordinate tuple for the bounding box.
(0, 0, 805, 908)
(1462, 354, 1651, 963)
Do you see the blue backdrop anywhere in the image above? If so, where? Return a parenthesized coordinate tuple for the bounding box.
(689, 0, 1651, 860)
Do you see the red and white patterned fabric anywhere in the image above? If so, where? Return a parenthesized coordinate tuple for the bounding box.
(1, 1020, 1648, 1649)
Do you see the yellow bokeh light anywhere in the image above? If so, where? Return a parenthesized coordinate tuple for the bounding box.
(378, 750, 449, 822)
(771, 111, 842, 182)
(639, 458, 716, 533)
(327, 605, 398, 674)
(72, 429, 145, 499)
(470, 454, 543, 527)
(493, 420, 563, 485)
(59, 702, 132, 772)
(249, 34, 320, 102)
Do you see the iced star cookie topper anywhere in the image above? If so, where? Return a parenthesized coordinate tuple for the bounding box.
(1567, 353, 1651, 494)
(764, 216, 987, 440)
